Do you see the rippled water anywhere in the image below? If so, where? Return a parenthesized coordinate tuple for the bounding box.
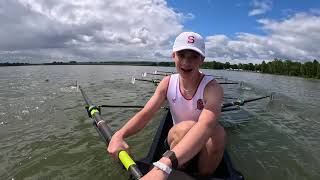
(0, 65, 319, 180)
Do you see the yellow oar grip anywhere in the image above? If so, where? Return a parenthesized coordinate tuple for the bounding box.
(118, 150, 136, 170)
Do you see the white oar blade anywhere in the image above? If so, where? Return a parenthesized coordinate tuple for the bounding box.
(131, 77, 136, 84)
(142, 72, 147, 77)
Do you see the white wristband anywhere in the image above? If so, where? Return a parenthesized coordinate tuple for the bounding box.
(153, 161, 172, 174)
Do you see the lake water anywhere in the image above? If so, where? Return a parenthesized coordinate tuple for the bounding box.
(0, 65, 319, 180)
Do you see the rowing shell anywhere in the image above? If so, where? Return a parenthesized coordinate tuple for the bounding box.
(133, 111, 245, 180)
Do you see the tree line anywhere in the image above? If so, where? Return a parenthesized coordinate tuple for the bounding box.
(1, 59, 319, 79)
(201, 59, 320, 79)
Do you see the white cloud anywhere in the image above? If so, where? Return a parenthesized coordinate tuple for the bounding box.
(1, 1, 319, 64)
(249, 0, 272, 16)
(0, 0, 185, 62)
(205, 12, 320, 63)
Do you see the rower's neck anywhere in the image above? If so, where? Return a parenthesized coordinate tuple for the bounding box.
(179, 71, 203, 91)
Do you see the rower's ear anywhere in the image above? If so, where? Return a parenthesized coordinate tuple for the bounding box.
(200, 56, 205, 65)
(172, 52, 176, 59)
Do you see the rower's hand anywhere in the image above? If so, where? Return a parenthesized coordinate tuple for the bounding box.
(107, 131, 130, 160)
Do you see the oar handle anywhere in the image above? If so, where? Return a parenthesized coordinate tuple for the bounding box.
(80, 86, 143, 179)
(118, 150, 142, 178)
(93, 121, 142, 179)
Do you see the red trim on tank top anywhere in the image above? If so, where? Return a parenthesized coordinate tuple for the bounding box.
(179, 74, 205, 100)
(165, 75, 171, 100)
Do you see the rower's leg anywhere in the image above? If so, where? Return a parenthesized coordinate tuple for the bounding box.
(197, 124, 226, 176)
(167, 121, 196, 167)
(167, 121, 226, 174)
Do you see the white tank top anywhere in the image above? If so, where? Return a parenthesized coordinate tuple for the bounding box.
(166, 74, 214, 124)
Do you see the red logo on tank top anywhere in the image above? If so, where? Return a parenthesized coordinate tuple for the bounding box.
(197, 99, 204, 110)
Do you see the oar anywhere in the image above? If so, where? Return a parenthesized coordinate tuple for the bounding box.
(99, 94, 273, 112)
(154, 70, 175, 74)
(142, 72, 170, 77)
(98, 104, 241, 112)
(100, 105, 169, 110)
(222, 94, 273, 109)
(142, 72, 169, 77)
(131, 77, 160, 85)
(219, 82, 239, 85)
(79, 86, 143, 180)
(133, 77, 238, 85)
(100, 105, 145, 108)
(224, 97, 238, 100)
(222, 107, 240, 112)
(144, 71, 225, 79)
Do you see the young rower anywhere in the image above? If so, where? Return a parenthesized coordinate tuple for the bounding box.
(108, 32, 225, 179)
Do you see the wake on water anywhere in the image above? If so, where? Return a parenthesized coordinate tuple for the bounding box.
(59, 81, 79, 93)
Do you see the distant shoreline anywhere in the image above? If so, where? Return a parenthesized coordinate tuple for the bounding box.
(0, 61, 168, 67)
(1, 59, 319, 79)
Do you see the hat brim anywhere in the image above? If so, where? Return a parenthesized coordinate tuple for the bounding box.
(173, 46, 205, 57)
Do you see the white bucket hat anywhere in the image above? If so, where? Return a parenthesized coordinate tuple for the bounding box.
(172, 32, 205, 57)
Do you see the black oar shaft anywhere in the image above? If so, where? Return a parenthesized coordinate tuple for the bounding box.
(101, 105, 145, 108)
(222, 107, 240, 112)
(156, 70, 174, 74)
(136, 78, 153, 82)
(244, 95, 270, 103)
(221, 102, 237, 108)
(79, 86, 143, 179)
(136, 78, 238, 85)
(100, 105, 169, 110)
(137, 79, 238, 85)
(135, 78, 160, 83)
(147, 73, 168, 76)
(219, 82, 239, 84)
(222, 95, 270, 108)
(100, 95, 270, 111)
(92, 114, 113, 143)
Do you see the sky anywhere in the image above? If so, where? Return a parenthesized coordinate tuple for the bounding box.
(0, 0, 320, 64)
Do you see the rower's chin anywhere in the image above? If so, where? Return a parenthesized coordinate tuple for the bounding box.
(179, 67, 194, 74)
(179, 72, 196, 79)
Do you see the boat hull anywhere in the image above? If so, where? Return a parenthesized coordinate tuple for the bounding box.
(134, 111, 244, 180)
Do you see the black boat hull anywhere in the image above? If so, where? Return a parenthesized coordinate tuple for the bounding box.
(135, 111, 244, 180)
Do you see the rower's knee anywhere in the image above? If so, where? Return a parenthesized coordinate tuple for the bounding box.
(167, 121, 196, 149)
(208, 125, 226, 155)
(198, 125, 226, 176)
(213, 125, 226, 149)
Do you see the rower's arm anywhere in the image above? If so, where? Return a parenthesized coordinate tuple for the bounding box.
(116, 76, 170, 138)
(162, 80, 223, 166)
